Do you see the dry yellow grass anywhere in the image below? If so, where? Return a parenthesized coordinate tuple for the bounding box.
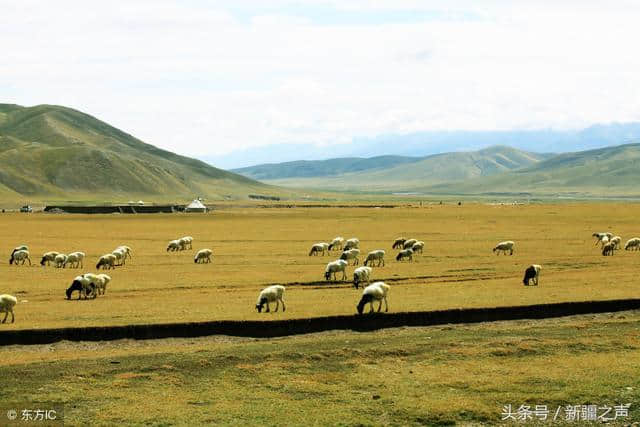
(0, 203, 638, 330)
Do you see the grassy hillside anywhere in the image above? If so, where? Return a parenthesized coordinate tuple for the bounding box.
(423, 143, 640, 197)
(0, 104, 279, 203)
(261, 146, 550, 192)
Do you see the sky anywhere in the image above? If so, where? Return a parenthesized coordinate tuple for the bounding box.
(3, 0, 640, 167)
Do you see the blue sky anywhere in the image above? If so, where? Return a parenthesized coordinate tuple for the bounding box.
(3, 0, 640, 166)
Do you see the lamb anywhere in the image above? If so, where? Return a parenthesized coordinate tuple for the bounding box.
(0, 294, 17, 323)
(493, 241, 515, 256)
(166, 240, 181, 252)
(392, 237, 406, 249)
(116, 245, 133, 259)
(522, 264, 541, 286)
(624, 237, 640, 251)
(9, 249, 31, 266)
(194, 248, 213, 264)
(396, 248, 413, 262)
(66, 275, 97, 300)
(353, 266, 373, 289)
(54, 254, 67, 268)
(255, 285, 285, 313)
(179, 236, 193, 250)
(411, 241, 425, 254)
(40, 251, 60, 266)
(340, 248, 361, 266)
(96, 254, 116, 269)
(328, 237, 344, 251)
(309, 243, 329, 256)
(356, 282, 390, 314)
(64, 251, 85, 269)
(593, 232, 613, 246)
(112, 248, 127, 266)
(610, 236, 622, 250)
(325, 259, 348, 281)
(602, 241, 615, 256)
(402, 239, 418, 250)
(363, 250, 385, 267)
(343, 238, 360, 251)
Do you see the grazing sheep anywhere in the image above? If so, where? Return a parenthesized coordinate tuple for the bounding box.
(593, 232, 613, 246)
(325, 259, 348, 281)
(363, 250, 385, 267)
(40, 251, 60, 266)
(0, 294, 17, 323)
(194, 249, 213, 264)
(340, 248, 361, 266)
(392, 237, 406, 249)
(10, 245, 28, 259)
(309, 243, 329, 256)
(356, 282, 390, 314)
(396, 248, 413, 262)
(180, 236, 193, 250)
(64, 252, 85, 269)
(624, 237, 640, 251)
(328, 237, 344, 251)
(599, 235, 610, 249)
(54, 254, 67, 268)
(9, 249, 31, 266)
(255, 285, 285, 313)
(166, 240, 181, 252)
(116, 245, 132, 259)
(522, 264, 541, 286)
(344, 238, 360, 251)
(65, 275, 97, 300)
(402, 239, 418, 250)
(602, 242, 615, 256)
(610, 236, 622, 250)
(96, 254, 116, 270)
(411, 241, 424, 254)
(353, 266, 373, 289)
(493, 241, 515, 256)
(112, 248, 126, 266)
(83, 273, 110, 295)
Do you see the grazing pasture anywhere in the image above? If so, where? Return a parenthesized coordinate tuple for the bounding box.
(0, 203, 638, 330)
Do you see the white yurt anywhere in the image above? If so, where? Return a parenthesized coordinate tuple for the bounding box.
(185, 198, 207, 213)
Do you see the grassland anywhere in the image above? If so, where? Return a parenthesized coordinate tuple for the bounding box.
(1, 203, 639, 424)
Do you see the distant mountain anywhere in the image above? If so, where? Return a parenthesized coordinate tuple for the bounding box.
(250, 146, 552, 192)
(0, 104, 275, 201)
(207, 122, 640, 169)
(422, 143, 640, 197)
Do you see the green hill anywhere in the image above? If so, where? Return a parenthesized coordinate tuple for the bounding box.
(259, 146, 551, 192)
(422, 143, 640, 197)
(0, 104, 277, 202)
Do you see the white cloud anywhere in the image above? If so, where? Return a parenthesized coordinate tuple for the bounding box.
(3, 1, 640, 159)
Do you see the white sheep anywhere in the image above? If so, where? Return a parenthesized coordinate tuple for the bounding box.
(0, 294, 17, 323)
(96, 254, 116, 269)
(10, 245, 28, 257)
(325, 259, 348, 281)
(255, 285, 285, 313)
(343, 238, 360, 251)
(309, 243, 329, 256)
(599, 235, 610, 249)
(40, 251, 60, 266)
(353, 266, 373, 289)
(116, 245, 133, 259)
(402, 238, 418, 249)
(363, 250, 385, 267)
(179, 236, 193, 250)
(328, 237, 344, 251)
(340, 248, 361, 266)
(64, 251, 85, 269)
(83, 273, 111, 295)
(602, 241, 615, 256)
(493, 241, 515, 255)
(624, 237, 640, 251)
(392, 237, 406, 249)
(610, 236, 622, 250)
(593, 232, 613, 246)
(166, 240, 181, 252)
(396, 248, 413, 262)
(523, 264, 541, 286)
(112, 248, 127, 266)
(66, 275, 97, 300)
(411, 241, 424, 254)
(54, 253, 67, 268)
(194, 248, 213, 264)
(9, 249, 31, 266)
(356, 282, 390, 314)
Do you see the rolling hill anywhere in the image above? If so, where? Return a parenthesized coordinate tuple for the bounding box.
(247, 146, 553, 192)
(0, 104, 277, 202)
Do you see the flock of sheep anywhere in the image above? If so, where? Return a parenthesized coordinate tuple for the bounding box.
(2, 229, 639, 324)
